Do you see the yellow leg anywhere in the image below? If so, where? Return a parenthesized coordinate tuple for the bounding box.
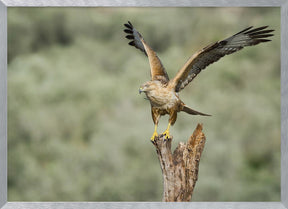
(151, 124, 158, 141)
(162, 123, 171, 139)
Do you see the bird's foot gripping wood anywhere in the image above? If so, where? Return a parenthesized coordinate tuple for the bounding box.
(162, 129, 171, 141)
(162, 123, 171, 141)
(151, 131, 158, 142)
(151, 124, 159, 142)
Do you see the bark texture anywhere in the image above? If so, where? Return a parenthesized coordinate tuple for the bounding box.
(152, 123, 206, 202)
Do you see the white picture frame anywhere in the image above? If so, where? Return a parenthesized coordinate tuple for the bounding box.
(0, 0, 287, 208)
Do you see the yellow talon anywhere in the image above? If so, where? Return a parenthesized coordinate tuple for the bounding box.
(151, 132, 158, 141)
(150, 124, 158, 141)
(162, 123, 171, 139)
(162, 130, 170, 139)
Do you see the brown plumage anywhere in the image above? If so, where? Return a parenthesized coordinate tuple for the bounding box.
(124, 21, 274, 141)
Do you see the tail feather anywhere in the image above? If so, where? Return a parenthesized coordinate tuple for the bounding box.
(182, 105, 211, 116)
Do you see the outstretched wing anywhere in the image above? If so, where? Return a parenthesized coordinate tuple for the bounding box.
(170, 26, 274, 92)
(124, 21, 169, 83)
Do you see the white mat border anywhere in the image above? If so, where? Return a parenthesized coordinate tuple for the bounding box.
(0, 1, 287, 208)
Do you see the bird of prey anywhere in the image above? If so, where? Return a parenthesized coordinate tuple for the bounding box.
(124, 21, 274, 141)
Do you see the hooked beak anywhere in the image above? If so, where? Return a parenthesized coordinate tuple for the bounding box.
(139, 88, 143, 94)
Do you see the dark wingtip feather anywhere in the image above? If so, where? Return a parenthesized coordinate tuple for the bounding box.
(244, 25, 269, 34)
(124, 29, 133, 34)
(127, 21, 133, 27)
(125, 35, 134, 40)
(252, 34, 274, 39)
(124, 23, 132, 29)
(234, 26, 253, 36)
(249, 29, 275, 36)
(128, 41, 135, 46)
(241, 26, 274, 45)
(259, 39, 272, 42)
(252, 39, 271, 45)
(245, 26, 274, 37)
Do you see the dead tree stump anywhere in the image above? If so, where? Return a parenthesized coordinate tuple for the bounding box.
(152, 123, 206, 202)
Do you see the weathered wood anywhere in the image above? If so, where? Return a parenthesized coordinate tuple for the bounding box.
(152, 123, 206, 202)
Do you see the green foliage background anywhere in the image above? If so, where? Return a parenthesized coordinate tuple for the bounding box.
(8, 7, 280, 201)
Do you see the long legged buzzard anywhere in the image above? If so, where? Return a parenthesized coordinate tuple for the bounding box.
(124, 21, 274, 141)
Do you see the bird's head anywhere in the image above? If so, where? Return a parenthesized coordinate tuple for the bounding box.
(139, 81, 157, 94)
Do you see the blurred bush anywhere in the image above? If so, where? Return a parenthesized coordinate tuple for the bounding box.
(8, 7, 280, 201)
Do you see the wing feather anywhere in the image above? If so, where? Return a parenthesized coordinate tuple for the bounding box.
(170, 26, 274, 92)
(124, 21, 169, 82)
